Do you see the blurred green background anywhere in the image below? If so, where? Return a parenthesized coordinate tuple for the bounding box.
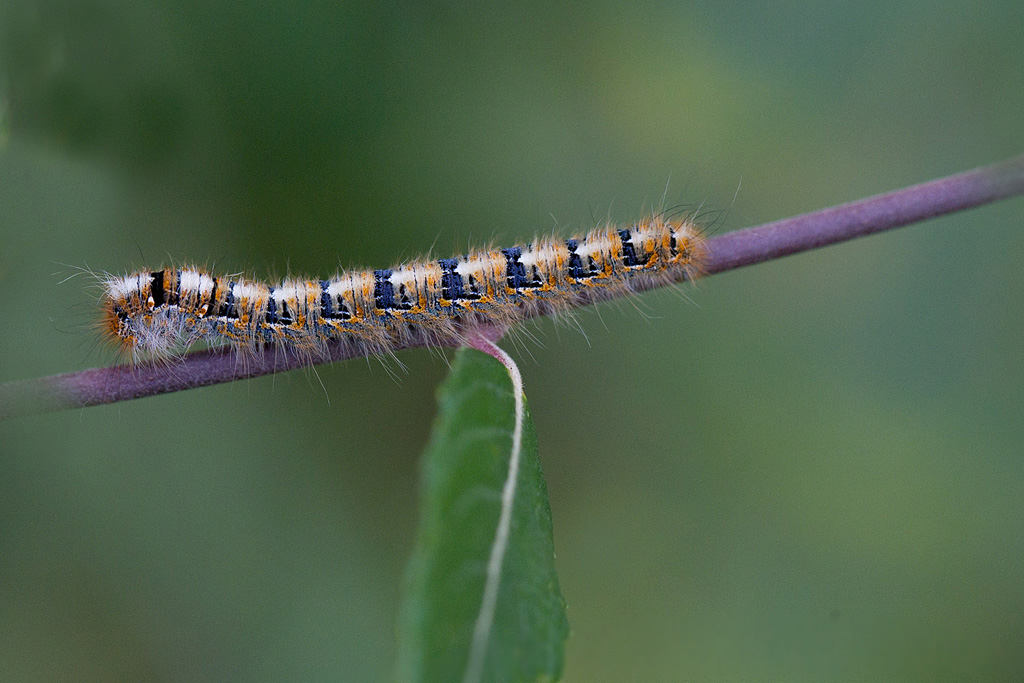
(2, 1, 1023, 680)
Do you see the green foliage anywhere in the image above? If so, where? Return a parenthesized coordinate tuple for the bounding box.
(397, 348, 568, 683)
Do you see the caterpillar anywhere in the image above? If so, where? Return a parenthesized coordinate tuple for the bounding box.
(101, 215, 705, 361)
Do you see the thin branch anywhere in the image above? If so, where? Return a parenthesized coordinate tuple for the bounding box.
(3, 154, 1023, 419)
(701, 154, 1024, 275)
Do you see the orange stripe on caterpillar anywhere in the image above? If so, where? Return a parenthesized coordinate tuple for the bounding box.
(101, 215, 704, 360)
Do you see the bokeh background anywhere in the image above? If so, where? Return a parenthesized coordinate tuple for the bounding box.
(2, 1, 1023, 681)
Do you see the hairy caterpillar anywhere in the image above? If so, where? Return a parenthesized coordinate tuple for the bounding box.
(101, 215, 705, 361)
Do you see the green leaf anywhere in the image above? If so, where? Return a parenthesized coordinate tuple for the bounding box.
(396, 347, 568, 683)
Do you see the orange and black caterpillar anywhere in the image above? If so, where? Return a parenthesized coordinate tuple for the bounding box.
(102, 215, 704, 360)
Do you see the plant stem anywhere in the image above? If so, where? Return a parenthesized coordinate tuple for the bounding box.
(3, 154, 1023, 419)
(702, 154, 1024, 275)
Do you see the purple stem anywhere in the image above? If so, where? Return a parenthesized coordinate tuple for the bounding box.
(3, 155, 1023, 419)
(702, 154, 1024, 275)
